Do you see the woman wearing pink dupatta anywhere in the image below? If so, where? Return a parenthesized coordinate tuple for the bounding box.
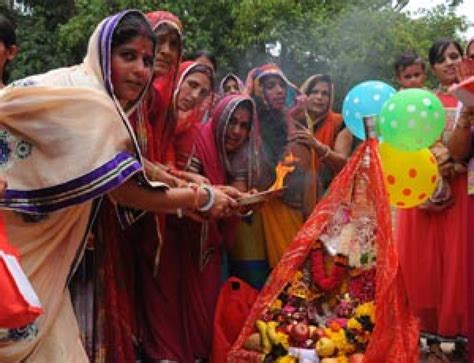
(178, 94, 258, 360)
(137, 60, 217, 362)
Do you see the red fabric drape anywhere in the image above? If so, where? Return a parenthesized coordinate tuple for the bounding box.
(228, 139, 419, 362)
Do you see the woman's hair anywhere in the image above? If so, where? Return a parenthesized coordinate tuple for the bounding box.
(394, 52, 425, 75)
(428, 38, 463, 66)
(112, 12, 157, 51)
(0, 14, 16, 48)
(0, 13, 17, 84)
(190, 49, 217, 72)
(303, 74, 331, 96)
(155, 22, 179, 37)
(235, 99, 254, 125)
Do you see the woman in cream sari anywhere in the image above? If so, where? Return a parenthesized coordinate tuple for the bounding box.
(0, 10, 235, 362)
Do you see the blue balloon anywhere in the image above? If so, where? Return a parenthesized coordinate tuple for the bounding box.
(342, 80, 396, 139)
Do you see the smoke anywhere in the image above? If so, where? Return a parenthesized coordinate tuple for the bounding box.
(219, 3, 463, 111)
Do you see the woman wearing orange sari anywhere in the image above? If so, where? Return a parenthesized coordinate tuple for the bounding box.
(291, 74, 350, 194)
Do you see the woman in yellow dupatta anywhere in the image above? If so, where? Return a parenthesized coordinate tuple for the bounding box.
(0, 10, 235, 363)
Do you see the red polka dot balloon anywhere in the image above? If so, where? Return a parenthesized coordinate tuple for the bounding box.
(379, 143, 439, 208)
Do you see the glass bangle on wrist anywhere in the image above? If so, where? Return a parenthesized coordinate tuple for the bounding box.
(197, 184, 215, 213)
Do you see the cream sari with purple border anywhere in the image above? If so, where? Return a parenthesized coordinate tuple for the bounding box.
(0, 10, 153, 362)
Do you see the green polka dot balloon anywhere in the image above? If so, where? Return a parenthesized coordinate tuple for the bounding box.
(378, 88, 445, 151)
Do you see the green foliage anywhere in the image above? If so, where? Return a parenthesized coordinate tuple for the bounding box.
(5, 0, 469, 110)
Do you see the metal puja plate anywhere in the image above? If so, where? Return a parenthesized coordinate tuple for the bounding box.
(237, 187, 286, 206)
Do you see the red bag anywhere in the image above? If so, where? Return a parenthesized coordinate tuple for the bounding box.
(0, 215, 43, 328)
(211, 277, 258, 363)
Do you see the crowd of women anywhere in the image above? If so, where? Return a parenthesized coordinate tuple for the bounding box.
(0, 8, 473, 363)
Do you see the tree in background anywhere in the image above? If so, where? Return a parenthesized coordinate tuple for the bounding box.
(4, 0, 469, 109)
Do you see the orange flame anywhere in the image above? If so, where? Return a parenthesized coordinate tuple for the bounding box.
(268, 151, 297, 191)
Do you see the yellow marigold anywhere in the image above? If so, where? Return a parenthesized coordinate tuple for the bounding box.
(354, 301, 375, 322)
(347, 317, 362, 331)
(270, 299, 283, 310)
(276, 355, 297, 363)
(324, 327, 348, 351)
(293, 270, 303, 281)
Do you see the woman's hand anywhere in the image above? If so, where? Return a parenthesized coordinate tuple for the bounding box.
(144, 160, 186, 188)
(290, 130, 316, 148)
(207, 186, 238, 219)
(215, 185, 246, 200)
(289, 130, 327, 155)
(178, 170, 210, 186)
(289, 94, 307, 120)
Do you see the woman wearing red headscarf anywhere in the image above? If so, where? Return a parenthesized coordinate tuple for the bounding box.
(136, 61, 219, 362)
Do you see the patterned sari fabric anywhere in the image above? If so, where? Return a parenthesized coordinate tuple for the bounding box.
(229, 139, 419, 363)
(0, 10, 152, 363)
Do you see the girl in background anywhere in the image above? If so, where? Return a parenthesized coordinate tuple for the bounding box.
(219, 73, 245, 96)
